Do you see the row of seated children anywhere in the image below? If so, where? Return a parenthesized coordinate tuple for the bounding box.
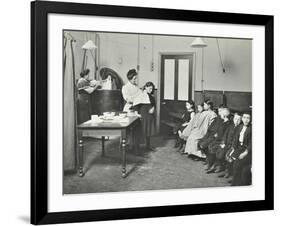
(176, 100, 252, 186)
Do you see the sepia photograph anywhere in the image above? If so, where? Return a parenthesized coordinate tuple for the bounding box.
(63, 30, 252, 194)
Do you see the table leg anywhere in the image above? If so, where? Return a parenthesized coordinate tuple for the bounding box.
(101, 136, 105, 157)
(121, 137, 127, 178)
(78, 139, 85, 177)
(132, 125, 140, 155)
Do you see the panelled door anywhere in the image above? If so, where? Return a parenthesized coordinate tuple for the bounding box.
(160, 54, 193, 133)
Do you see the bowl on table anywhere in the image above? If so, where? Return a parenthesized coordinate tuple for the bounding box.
(118, 112, 127, 118)
(102, 112, 115, 120)
(91, 114, 100, 122)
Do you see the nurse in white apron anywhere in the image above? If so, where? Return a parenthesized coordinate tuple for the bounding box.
(122, 69, 150, 112)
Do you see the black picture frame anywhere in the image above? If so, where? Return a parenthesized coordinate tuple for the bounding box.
(31, 0, 274, 224)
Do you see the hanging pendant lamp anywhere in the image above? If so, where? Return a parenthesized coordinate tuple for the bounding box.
(190, 37, 208, 48)
(190, 37, 208, 91)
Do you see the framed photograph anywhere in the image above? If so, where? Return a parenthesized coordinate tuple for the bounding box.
(31, 0, 274, 224)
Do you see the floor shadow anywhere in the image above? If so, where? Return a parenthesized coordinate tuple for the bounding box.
(124, 159, 146, 177)
(84, 151, 148, 175)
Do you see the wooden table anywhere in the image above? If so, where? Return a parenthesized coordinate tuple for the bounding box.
(77, 116, 141, 178)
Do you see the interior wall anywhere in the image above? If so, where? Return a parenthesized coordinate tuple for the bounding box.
(98, 32, 252, 92)
(67, 31, 252, 93)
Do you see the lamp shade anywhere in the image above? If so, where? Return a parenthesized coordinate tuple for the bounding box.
(190, 37, 208, 48)
(82, 40, 97, 50)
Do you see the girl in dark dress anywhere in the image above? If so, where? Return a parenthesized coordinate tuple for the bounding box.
(174, 100, 195, 150)
(77, 69, 100, 124)
(206, 107, 232, 173)
(134, 82, 156, 150)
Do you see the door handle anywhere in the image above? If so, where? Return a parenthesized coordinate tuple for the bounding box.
(161, 102, 166, 105)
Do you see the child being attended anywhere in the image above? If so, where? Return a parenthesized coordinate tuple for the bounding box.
(132, 82, 156, 151)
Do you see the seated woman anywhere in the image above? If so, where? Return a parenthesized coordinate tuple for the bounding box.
(174, 100, 195, 149)
(179, 100, 216, 158)
(77, 69, 100, 124)
(132, 82, 156, 151)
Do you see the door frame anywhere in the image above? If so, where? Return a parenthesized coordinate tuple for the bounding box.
(156, 52, 196, 133)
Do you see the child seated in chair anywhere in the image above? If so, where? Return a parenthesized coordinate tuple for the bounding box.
(174, 100, 195, 150)
(230, 111, 252, 186)
(177, 103, 205, 154)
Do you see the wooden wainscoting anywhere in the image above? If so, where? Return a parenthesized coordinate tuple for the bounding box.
(224, 91, 252, 113)
(194, 90, 252, 112)
(194, 90, 224, 108)
(156, 89, 252, 134)
(194, 91, 204, 106)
